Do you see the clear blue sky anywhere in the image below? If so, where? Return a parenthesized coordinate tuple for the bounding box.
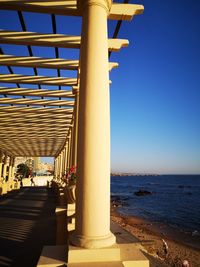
(0, 0, 200, 174)
(110, 0, 200, 174)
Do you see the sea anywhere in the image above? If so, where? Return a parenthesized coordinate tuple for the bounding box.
(111, 175, 200, 237)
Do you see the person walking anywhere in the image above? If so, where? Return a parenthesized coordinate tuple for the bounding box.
(30, 177, 35, 186)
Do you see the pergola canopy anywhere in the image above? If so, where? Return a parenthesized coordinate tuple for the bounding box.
(0, 0, 144, 157)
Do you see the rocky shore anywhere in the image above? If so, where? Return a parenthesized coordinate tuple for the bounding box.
(111, 197, 200, 267)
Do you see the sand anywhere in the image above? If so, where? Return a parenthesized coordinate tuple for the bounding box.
(111, 207, 200, 267)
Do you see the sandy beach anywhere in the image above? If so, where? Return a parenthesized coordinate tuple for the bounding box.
(111, 206, 200, 267)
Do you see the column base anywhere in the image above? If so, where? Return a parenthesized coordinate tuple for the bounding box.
(70, 231, 116, 249)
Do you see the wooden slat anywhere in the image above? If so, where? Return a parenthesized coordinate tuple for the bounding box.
(0, 113, 72, 119)
(0, 134, 67, 137)
(0, 73, 77, 86)
(0, 97, 74, 106)
(0, 54, 79, 70)
(0, 87, 75, 98)
(0, 145, 61, 156)
(0, 30, 129, 51)
(0, 127, 69, 131)
(0, 123, 71, 128)
(109, 4, 144, 20)
(0, 55, 118, 71)
(1, 139, 66, 142)
(0, 1, 144, 21)
(0, 106, 73, 114)
(0, 117, 71, 123)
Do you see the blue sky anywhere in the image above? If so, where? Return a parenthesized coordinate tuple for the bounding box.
(0, 0, 200, 174)
(110, 0, 200, 174)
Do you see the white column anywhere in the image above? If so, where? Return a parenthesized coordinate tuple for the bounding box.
(54, 158, 57, 178)
(72, 88, 79, 167)
(63, 145, 68, 176)
(0, 150, 3, 180)
(8, 156, 13, 181)
(3, 154, 8, 181)
(56, 156, 60, 179)
(69, 127, 74, 167)
(67, 135, 71, 169)
(62, 149, 66, 177)
(12, 157, 15, 179)
(55, 157, 59, 179)
(70, 0, 115, 248)
(59, 153, 63, 179)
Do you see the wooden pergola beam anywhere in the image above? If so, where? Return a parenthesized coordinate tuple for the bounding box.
(0, 117, 72, 123)
(0, 97, 74, 107)
(0, 113, 72, 119)
(0, 30, 129, 52)
(0, 1, 144, 20)
(0, 54, 79, 70)
(0, 145, 60, 156)
(0, 106, 73, 114)
(0, 138, 66, 141)
(0, 122, 71, 127)
(0, 73, 77, 86)
(0, 55, 118, 71)
(0, 87, 75, 98)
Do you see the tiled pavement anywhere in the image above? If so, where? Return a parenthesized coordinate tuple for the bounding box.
(0, 187, 56, 267)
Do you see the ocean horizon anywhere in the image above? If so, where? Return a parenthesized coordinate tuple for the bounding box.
(111, 175, 200, 237)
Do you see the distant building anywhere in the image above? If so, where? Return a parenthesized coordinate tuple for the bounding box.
(15, 157, 54, 175)
(15, 157, 41, 175)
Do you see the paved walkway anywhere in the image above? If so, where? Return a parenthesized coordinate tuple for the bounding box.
(0, 187, 56, 267)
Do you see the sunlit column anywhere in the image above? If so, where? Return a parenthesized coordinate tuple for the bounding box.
(59, 153, 63, 179)
(57, 155, 60, 179)
(11, 157, 15, 179)
(69, 127, 74, 167)
(62, 149, 65, 177)
(56, 157, 59, 179)
(3, 153, 8, 181)
(70, 0, 115, 248)
(72, 87, 79, 167)
(0, 150, 3, 179)
(64, 144, 68, 176)
(54, 158, 57, 178)
(67, 134, 71, 169)
(8, 156, 13, 181)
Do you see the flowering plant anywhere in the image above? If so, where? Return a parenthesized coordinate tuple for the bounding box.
(69, 165, 76, 182)
(66, 165, 77, 184)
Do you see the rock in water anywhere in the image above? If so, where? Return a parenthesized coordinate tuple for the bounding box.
(134, 190, 152, 196)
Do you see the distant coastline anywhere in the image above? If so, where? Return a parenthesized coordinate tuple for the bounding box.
(111, 172, 159, 177)
(111, 173, 200, 177)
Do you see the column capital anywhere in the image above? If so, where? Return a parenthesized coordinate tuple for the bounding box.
(77, 0, 112, 14)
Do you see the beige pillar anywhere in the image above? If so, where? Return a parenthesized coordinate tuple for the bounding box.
(3, 154, 8, 181)
(62, 149, 66, 177)
(56, 156, 59, 179)
(67, 135, 71, 169)
(56, 156, 60, 179)
(69, 127, 74, 167)
(63, 145, 68, 176)
(70, 0, 115, 248)
(72, 89, 79, 167)
(0, 150, 3, 179)
(59, 153, 63, 179)
(8, 156, 13, 181)
(11, 157, 15, 179)
(55, 157, 59, 179)
(54, 158, 56, 178)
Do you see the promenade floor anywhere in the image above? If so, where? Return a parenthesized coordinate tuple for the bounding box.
(0, 187, 56, 267)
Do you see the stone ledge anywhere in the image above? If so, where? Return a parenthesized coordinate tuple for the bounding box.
(68, 243, 149, 266)
(37, 245, 67, 267)
(37, 243, 149, 267)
